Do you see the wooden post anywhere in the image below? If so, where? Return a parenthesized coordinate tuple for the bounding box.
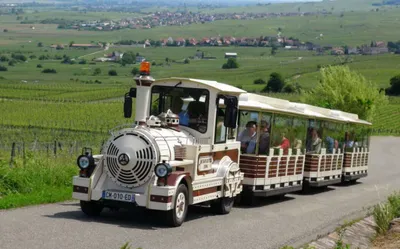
(54, 140, 57, 157)
(9, 142, 16, 168)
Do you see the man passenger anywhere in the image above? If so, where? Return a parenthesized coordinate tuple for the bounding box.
(258, 120, 270, 155)
(238, 121, 257, 154)
(307, 128, 322, 154)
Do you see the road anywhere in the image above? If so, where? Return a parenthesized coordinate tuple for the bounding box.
(1, 136, 400, 249)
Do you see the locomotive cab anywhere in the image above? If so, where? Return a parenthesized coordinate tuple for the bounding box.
(72, 62, 245, 227)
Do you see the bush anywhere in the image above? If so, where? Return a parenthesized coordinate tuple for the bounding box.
(131, 67, 139, 76)
(8, 60, 16, 66)
(373, 192, 400, 235)
(42, 68, 57, 73)
(253, 78, 266, 85)
(37, 64, 42, 68)
(262, 72, 285, 93)
(0, 65, 8, 71)
(184, 58, 190, 64)
(108, 69, 117, 76)
(222, 58, 239, 69)
(93, 68, 101, 75)
(0, 55, 9, 62)
(386, 74, 400, 96)
(283, 83, 296, 93)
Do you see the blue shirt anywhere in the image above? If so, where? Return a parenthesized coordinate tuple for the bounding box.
(179, 111, 189, 126)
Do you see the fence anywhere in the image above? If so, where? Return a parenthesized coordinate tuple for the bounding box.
(1, 140, 105, 168)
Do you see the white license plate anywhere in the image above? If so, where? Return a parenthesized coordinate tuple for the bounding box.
(102, 191, 135, 203)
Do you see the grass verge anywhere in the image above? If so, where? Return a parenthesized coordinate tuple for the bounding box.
(0, 152, 76, 209)
(372, 191, 400, 235)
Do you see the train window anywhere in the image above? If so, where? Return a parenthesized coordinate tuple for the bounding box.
(343, 124, 370, 150)
(215, 107, 227, 144)
(271, 114, 292, 155)
(306, 119, 323, 154)
(150, 85, 209, 133)
(321, 121, 341, 154)
(292, 117, 307, 154)
(257, 113, 272, 155)
(237, 111, 259, 154)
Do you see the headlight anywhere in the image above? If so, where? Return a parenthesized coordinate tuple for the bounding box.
(154, 162, 172, 178)
(77, 155, 92, 169)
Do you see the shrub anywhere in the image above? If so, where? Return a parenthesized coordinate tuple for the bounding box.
(108, 69, 117, 76)
(42, 68, 57, 73)
(131, 67, 139, 76)
(372, 191, 400, 235)
(222, 58, 239, 69)
(283, 83, 296, 93)
(262, 72, 285, 93)
(253, 78, 266, 85)
(386, 74, 400, 96)
(8, 60, 16, 66)
(37, 64, 42, 68)
(184, 58, 190, 64)
(0, 65, 8, 71)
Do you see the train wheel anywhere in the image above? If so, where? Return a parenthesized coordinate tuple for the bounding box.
(80, 200, 103, 216)
(211, 197, 234, 214)
(166, 184, 188, 227)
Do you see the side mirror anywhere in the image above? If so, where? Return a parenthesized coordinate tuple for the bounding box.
(223, 96, 238, 128)
(124, 93, 132, 118)
(129, 88, 137, 98)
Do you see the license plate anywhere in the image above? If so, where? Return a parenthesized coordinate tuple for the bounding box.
(102, 191, 135, 203)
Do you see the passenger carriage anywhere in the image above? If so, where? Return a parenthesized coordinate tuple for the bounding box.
(71, 62, 372, 225)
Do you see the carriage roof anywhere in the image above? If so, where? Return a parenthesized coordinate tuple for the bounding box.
(152, 77, 371, 126)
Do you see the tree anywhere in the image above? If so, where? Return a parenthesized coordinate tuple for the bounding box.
(37, 42, 43, 47)
(131, 67, 139, 76)
(0, 65, 8, 71)
(271, 46, 278, 55)
(386, 74, 400, 96)
(262, 72, 285, 92)
(121, 52, 136, 65)
(302, 65, 388, 122)
(3, 29, 8, 32)
(222, 58, 239, 69)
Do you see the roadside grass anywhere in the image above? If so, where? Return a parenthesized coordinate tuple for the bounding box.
(0, 151, 77, 209)
(372, 191, 400, 235)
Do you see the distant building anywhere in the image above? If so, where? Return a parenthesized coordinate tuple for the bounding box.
(136, 56, 146, 63)
(224, 52, 237, 58)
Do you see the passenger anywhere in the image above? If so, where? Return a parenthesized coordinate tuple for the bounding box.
(325, 136, 334, 154)
(274, 131, 290, 155)
(307, 128, 322, 154)
(258, 120, 270, 155)
(344, 132, 354, 149)
(238, 121, 258, 154)
(294, 139, 302, 150)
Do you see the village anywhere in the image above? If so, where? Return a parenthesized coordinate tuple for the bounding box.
(57, 10, 332, 31)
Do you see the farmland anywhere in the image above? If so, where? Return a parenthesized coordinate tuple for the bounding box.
(0, 0, 400, 156)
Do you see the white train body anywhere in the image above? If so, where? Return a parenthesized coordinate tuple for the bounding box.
(72, 70, 245, 226)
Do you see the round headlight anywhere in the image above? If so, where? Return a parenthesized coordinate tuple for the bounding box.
(154, 163, 172, 178)
(77, 155, 90, 169)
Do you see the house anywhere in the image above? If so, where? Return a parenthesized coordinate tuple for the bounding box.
(136, 56, 146, 63)
(347, 47, 359, 55)
(362, 47, 389, 55)
(225, 52, 237, 58)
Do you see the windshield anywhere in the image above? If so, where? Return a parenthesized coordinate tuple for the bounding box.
(150, 85, 209, 133)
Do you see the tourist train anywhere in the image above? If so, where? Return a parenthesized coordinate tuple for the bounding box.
(72, 62, 371, 226)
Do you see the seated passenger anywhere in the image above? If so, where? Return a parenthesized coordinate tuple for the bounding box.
(307, 128, 322, 154)
(325, 136, 334, 153)
(274, 131, 290, 155)
(258, 121, 270, 155)
(238, 121, 257, 154)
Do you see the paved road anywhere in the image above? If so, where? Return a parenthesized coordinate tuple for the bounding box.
(1, 136, 400, 249)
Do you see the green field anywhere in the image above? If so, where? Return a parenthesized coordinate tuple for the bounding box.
(0, 1, 400, 155)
